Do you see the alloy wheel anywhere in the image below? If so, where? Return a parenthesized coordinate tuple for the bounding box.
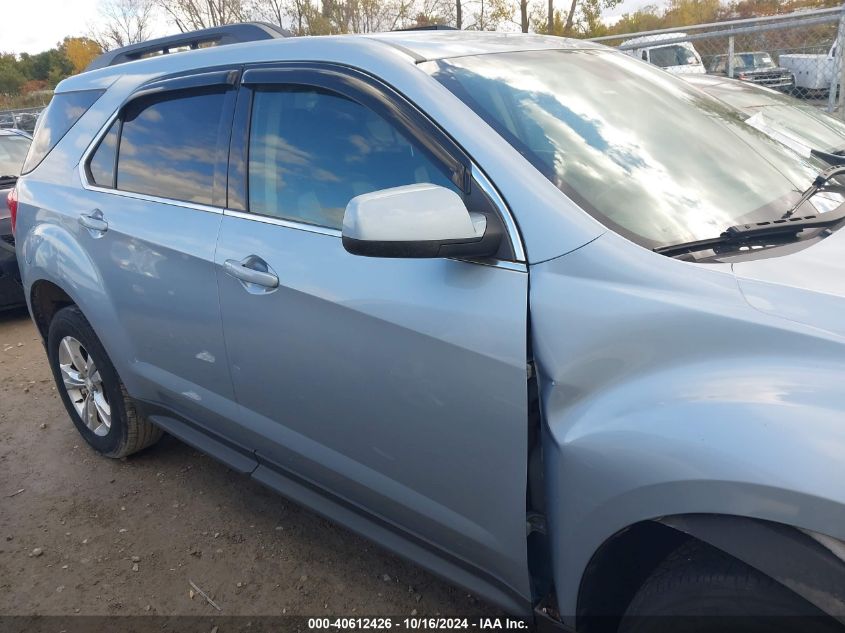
(57, 336, 111, 436)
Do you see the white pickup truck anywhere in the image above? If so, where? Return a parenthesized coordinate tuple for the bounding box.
(779, 43, 838, 91)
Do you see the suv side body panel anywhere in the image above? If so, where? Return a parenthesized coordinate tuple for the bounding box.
(17, 39, 553, 614)
(22, 33, 845, 625)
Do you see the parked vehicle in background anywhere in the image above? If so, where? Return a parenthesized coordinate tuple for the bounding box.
(12, 24, 845, 632)
(14, 112, 39, 134)
(622, 32, 706, 74)
(0, 110, 44, 134)
(683, 73, 845, 161)
(779, 42, 838, 92)
(0, 129, 31, 309)
(708, 51, 795, 91)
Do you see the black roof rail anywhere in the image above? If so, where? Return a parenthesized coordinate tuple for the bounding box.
(84, 22, 290, 72)
(394, 24, 458, 31)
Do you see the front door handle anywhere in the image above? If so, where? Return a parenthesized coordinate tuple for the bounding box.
(224, 257, 279, 289)
(79, 209, 108, 233)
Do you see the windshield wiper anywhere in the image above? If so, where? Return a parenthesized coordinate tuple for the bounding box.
(810, 149, 845, 166)
(655, 204, 845, 258)
(783, 164, 845, 218)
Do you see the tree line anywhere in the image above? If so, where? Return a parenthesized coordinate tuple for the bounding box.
(0, 0, 839, 108)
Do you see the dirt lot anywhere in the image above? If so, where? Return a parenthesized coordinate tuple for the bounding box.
(0, 307, 495, 626)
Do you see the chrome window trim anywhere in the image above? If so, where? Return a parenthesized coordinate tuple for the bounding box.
(223, 208, 342, 237)
(82, 183, 225, 215)
(471, 165, 526, 263)
(466, 259, 528, 272)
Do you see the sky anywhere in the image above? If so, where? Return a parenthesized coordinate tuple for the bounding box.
(1, 0, 667, 55)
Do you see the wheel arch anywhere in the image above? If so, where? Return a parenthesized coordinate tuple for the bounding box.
(30, 279, 76, 340)
(575, 514, 845, 632)
(20, 221, 134, 392)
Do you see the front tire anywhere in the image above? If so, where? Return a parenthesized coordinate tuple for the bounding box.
(47, 305, 162, 458)
(619, 541, 841, 633)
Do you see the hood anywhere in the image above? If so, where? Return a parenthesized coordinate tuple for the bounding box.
(732, 228, 845, 338)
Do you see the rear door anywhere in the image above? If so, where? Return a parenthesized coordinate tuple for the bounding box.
(76, 71, 245, 445)
(215, 64, 532, 602)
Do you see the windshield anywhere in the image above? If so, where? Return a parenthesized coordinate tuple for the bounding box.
(737, 52, 775, 69)
(424, 49, 828, 248)
(650, 45, 699, 68)
(0, 134, 30, 179)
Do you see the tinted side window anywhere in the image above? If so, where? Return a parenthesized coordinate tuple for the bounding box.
(87, 119, 119, 188)
(117, 89, 226, 205)
(22, 89, 104, 174)
(248, 87, 459, 230)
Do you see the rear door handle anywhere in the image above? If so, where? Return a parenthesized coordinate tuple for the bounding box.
(79, 210, 108, 233)
(224, 257, 279, 289)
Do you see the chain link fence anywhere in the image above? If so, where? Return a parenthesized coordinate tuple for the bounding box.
(591, 6, 845, 116)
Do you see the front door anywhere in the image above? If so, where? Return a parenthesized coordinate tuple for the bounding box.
(215, 65, 530, 600)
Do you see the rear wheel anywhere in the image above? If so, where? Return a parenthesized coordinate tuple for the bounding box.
(619, 541, 841, 633)
(47, 305, 162, 458)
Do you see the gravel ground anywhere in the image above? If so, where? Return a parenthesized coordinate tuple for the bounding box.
(0, 306, 497, 626)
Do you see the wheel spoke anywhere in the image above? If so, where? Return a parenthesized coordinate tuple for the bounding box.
(83, 393, 98, 431)
(92, 392, 111, 429)
(60, 364, 85, 390)
(60, 337, 88, 377)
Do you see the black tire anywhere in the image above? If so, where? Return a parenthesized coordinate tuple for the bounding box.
(619, 541, 842, 633)
(47, 305, 163, 458)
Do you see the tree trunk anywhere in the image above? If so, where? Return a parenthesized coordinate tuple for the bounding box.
(563, 0, 578, 35)
(456, 0, 462, 29)
(520, 0, 528, 32)
(547, 0, 553, 34)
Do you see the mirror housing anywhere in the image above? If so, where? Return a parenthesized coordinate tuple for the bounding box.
(341, 184, 500, 258)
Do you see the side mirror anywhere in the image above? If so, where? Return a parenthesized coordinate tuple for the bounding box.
(341, 184, 500, 258)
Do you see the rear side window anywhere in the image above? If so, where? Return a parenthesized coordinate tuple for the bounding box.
(116, 89, 227, 205)
(22, 89, 104, 174)
(87, 119, 119, 188)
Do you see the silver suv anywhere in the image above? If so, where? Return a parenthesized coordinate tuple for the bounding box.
(11, 23, 845, 632)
